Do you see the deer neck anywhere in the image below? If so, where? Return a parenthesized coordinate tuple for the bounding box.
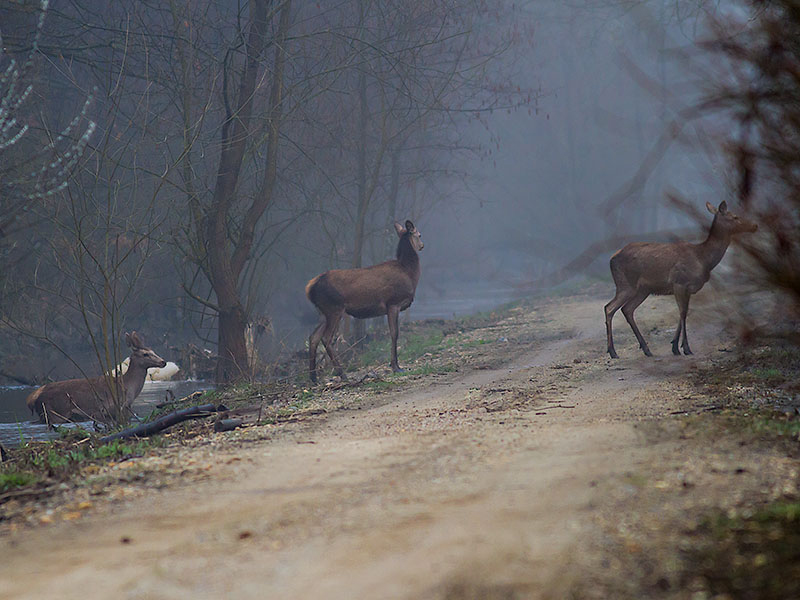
(396, 236, 420, 280)
(697, 218, 732, 272)
(121, 358, 148, 403)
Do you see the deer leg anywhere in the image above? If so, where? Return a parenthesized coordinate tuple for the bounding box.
(674, 286, 693, 355)
(308, 319, 326, 383)
(621, 290, 653, 357)
(671, 316, 683, 356)
(604, 288, 634, 358)
(670, 292, 685, 356)
(387, 305, 403, 372)
(321, 310, 347, 380)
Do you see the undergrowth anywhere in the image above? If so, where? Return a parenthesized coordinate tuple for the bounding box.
(682, 500, 800, 599)
(1, 429, 163, 494)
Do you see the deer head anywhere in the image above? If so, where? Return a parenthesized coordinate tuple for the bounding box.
(394, 220, 424, 251)
(706, 200, 758, 235)
(125, 331, 167, 370)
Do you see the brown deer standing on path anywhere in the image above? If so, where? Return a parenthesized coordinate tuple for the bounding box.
(306, 220, 423, 383)
(605, 201, 757, 358)
(26, 332, 167, 424)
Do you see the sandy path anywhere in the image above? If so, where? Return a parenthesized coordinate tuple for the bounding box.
(0, 296, 732, 599)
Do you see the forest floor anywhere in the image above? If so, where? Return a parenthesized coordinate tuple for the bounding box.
(1, 287, 800, 599)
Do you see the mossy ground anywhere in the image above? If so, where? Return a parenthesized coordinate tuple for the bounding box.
(682, 501, 800, 600)
(676, 343, 800, 599)
(572, 338, 800, 599)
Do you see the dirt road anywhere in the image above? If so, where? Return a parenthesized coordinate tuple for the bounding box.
(1, 294, 791, 599)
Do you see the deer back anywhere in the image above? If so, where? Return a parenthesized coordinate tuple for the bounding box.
(307, 260, 416, 317)
(614, 241, 701, 290)
(306, 220, 422, 317)
(26, 375, 120, 424)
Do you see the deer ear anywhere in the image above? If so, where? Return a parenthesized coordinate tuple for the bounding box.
(129, 331, 144, 349)
(394, 222, 406, 237)
(706, 202, 717, 215)
(718, 201, 728, 214)
(405, 220, 415, 232)
(125, 332, 132, 348)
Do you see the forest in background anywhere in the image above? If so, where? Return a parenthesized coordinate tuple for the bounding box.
(1, 0, 798, 385)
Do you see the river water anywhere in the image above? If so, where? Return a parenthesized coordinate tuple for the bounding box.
(0, 381, 212, 447)
(406, 286, 519, 320)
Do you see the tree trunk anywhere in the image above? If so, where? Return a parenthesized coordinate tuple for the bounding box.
(351, 50, 370, 346)
(203, 0, 291, 384)
(216, 303, 248, 383)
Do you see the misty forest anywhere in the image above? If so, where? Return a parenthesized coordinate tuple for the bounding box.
(2, 0, 800, 598)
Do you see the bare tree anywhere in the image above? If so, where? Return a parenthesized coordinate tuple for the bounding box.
(1, 0, 533, 386)
(163, 0, 293, 383)
(703, 0, 800, 310)
(204, 0, 291, 382)
(0, 0, 95, 273)
(0, 0, 180, 414)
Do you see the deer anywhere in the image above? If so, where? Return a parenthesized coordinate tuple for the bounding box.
(26, 331, 167, 424)
(306, 220, 423, 383)
(605, 200, 758, 358)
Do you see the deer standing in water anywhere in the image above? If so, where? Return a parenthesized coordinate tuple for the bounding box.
(26, 332, 167, 424)
(605, 201, 757, 358)
(306, 220, 423, 383)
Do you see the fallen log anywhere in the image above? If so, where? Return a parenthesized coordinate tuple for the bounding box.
(100, 403, 219, 443)
(214, 418, 243, 433)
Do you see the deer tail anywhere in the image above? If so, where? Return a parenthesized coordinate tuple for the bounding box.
(305, 275, 321, 303)
(305, 273, 344, 309)
(26, 386, 44, 417)
(609, 250, 630, 289)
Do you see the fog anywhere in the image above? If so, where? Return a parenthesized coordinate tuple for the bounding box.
(274, 2, 727, 341)
(0, 0, 738, 382)
(424, 2, 721, 283)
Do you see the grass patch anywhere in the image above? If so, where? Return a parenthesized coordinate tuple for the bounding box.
(0, 470, 40, 493)
(692, 341, 800, 412)
(741, 346, 800, 388)
(1, 434, 164, 494)
(357, 330, 446, 367)
(359, 363, 458, 393)
(450, 338, 490, 350)
(362, 379, 399, 392)
(401, 363, 458, 376)
(286, 388, 315, 410)
(351, 299, 525, 371)
(683, 500, 800, 599)
(356, 326, 495, 370)
(748, 366, 785, 384)
(748, 410, 800, 440)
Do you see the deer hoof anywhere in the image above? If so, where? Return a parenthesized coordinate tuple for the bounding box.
(391, 365, 404, 373)
(642, 348, 653, 357)
(672, 345, 681, 356)
(309, 372, 318, 384)
(683, 348, 693, 356)
(608, 348, 618, 359)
